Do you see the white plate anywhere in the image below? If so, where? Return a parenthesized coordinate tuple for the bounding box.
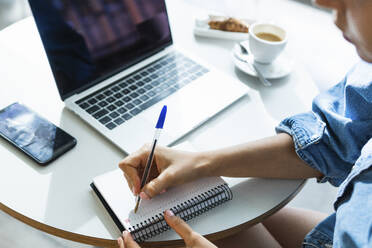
(232, 41, 294, 79)
(193, 15, 254, 41)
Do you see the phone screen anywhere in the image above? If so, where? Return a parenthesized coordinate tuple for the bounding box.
(0, 103, 76, 164)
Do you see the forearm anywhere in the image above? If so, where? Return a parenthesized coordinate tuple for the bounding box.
(199, 133, 323, 179)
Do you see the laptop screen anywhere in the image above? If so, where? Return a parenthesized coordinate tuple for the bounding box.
(29, 0, 172, 100)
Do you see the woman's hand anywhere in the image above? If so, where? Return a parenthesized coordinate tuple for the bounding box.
(117, 210, 217, 248)
(119, 144, 208, 199)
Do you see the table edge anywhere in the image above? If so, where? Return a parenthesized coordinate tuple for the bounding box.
(0, 179, 306, 247)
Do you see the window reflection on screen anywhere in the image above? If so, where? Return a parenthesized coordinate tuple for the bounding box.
(0, 104, 57, 162)
(29, 0, 172, 100)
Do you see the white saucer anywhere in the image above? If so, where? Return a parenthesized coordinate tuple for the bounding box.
(232, 42, 294, 79)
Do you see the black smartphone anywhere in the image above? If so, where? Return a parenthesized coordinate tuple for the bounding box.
(0, 102, 77, 165)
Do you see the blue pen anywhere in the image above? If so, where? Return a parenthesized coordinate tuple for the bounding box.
(134, 105, 167, 213)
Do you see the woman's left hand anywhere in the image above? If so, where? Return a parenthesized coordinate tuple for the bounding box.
(117, 210, 217, 248)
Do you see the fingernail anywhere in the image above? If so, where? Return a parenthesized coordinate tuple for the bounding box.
(165, 209, 175, 217)
(160, 189, 166, 194)
(140, 191, 150, 200)
(132, 186, 137, 196)
(117, 237, 122, 245)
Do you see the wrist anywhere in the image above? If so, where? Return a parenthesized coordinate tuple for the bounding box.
(193, 151, 217, 177)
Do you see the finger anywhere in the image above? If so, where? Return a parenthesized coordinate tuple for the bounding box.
(119, 148, 149, 194)
(123, 172, 136, 196)
(123, 231, 141, 248)
(142, 171, 173, 198)
(117, 237, 125, 248)
(164, 210, 194, 241)
(122, 167, 141, 195)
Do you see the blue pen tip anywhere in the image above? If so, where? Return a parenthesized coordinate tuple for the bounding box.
(155, 105, 167, 129)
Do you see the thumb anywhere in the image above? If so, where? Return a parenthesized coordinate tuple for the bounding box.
(164, 210, 194, 241)
(122, 231, 141, 248)
(142, 172, 172, 198)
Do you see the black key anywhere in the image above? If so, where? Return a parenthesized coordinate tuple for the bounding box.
(137, 88, 145, 94)
(148, 67, 155, 72)
(153, 64, 161, 69)
(106, 122, 116, 130)
(201, 68, 209, 74)
(104, 90, 113, 96)
(137, 81, 144, 86)
(169, 70, 177, 77)
(114, 117, 125, 125)
(117, 107, 127, 114)
(139, 87, 178, 111)
(125, 103, 135, 109)
(96, 94, 105, 100)
(107, 105, 117, 111)
(98, 101, 108, 107)
(130, 108, 141, 116)
(180, 72, 188, 78)
(150, 74, 159, 79)
(190, 75, 197, 80)
(109, 111, 119, 118)
(160, 84, 169, 90)
(122, 113, 132, 120)
(99, 116, 111, 125)
(119, 82, 127, 88)
(133, 99, 142, 105)
(88, 98, 97, 105)
(93, 109, 108, 119)
(112, 86, 120, 91)
(114, 100, 124, 107)
(173, 84, 181, 90)
(196, 71, 203, 77)
(127, 78, 134, 84)
(180, 78, 191, 85)
(134, 75, 141, 80)
(123, 96, 131, 102)
(141, 71, 148, 76)
(121, 88, 130, 95)
(114, 93, 123, 98)
(130, 92, 139, 98)
(87, 105, 99, 114)
(140, 95, 149, 101)
(144, 84, 153, 90)
(147, 90, 156, 97)
(106, 96, 115, 103)
(151, 80, 160, 86)
(129, 85, 138, 91)
(79, 102, 89, 109)
(154, 87, 163, 93)
(144, 77, 151, 83)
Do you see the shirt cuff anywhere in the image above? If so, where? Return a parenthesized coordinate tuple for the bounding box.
(275, 111, 331, 184)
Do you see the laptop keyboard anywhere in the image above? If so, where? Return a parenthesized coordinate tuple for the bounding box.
(75, 52, 209, 130)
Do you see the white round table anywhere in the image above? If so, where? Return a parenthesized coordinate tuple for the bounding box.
(0, 0, 357, 247)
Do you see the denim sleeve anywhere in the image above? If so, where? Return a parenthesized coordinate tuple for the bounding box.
(276, 62, 372, 186)
(276, 111, 352, 186)
(333, 165, 372, 247)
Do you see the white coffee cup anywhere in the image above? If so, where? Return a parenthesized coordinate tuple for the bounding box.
(249, 23, 287, 64)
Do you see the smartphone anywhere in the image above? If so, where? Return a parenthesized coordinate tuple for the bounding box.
(0, 102, 77, 165)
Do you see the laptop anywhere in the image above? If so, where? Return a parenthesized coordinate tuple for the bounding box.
(29, 0, 247, 154)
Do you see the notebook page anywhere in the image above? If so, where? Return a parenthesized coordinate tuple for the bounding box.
(93, 169, 226, 230)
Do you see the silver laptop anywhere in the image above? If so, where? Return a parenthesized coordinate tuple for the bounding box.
(29, 0, 247, 154)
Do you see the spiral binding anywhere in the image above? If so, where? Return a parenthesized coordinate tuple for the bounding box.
(128, 183, 233, 242)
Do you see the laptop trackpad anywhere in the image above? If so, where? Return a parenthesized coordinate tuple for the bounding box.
(141, 73, 246, 144)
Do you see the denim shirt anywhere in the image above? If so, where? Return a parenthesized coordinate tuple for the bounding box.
(276, 60, 372, 248)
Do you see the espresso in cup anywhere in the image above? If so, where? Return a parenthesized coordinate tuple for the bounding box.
(255, 32, 282, 42)
(249, 23, 287, 63)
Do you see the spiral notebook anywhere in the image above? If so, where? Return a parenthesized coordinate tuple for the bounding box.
(91, 169, 232, 242)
